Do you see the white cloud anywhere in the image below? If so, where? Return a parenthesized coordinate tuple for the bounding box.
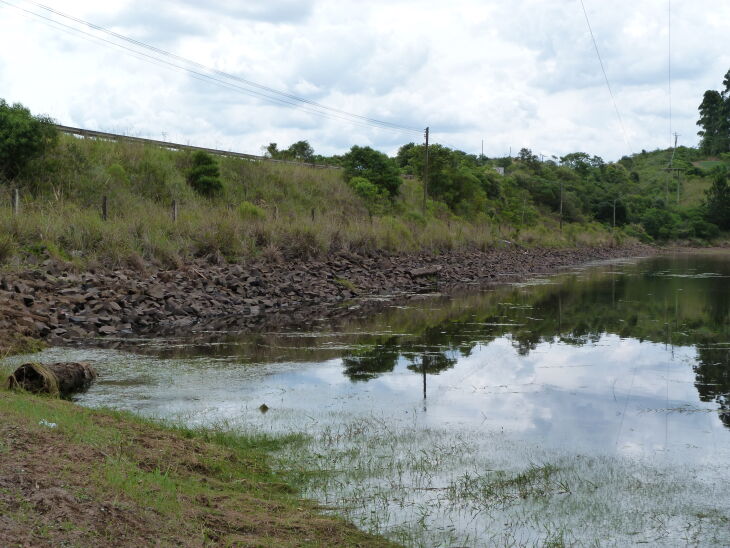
(1, 0, 729, 159)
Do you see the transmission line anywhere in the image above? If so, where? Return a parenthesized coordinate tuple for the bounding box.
(0, 0, 424, 135)
(579, 0, 633, 154)
(668, 0, 673, 148)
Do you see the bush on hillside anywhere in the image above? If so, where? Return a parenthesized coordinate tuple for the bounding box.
(187, 151, 222, 197)
(348, 176, 389, 214)
(641, 208, 679, 240)
(0, 99, 58, 181)
(704, 167, 730, 230)
(238, 200, 266, 220)
(342, 145, 402, 197)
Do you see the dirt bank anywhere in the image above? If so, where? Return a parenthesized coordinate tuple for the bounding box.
(0, 244, 653, 351)
(0, 390, 396, 547)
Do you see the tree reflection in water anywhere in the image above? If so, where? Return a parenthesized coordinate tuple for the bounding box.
(340, 255, 730, 427)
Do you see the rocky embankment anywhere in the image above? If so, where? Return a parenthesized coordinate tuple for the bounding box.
(0, 244, 652, 348)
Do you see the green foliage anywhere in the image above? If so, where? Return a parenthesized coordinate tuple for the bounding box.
(187, 151, 222, 197)
(400, 143, 492, 216)
(696, 68, 730, 155)
(342, 145, 402, 197)
(348, 176, 389, 214)
(106, 163, 128, 185)
(0, 99, 57, 181)
(266, 140, 315, 162)
(640, 208, 679, 241)
(237, 200, 266, 220)
(286, 140, 315, 162)
(396, 142, 416, 170)
(697, 80, 730, 155)
(704, 167, 730, 229)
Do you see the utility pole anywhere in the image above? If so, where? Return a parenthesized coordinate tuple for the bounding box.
(422, 127, 430, 215)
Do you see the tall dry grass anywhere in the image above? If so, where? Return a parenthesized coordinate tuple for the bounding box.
(0, 135, 623, 268)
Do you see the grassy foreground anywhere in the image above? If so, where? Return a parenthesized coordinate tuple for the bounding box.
(0, 379, 396, 547)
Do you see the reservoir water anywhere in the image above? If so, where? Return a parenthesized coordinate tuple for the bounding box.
(6, 252, 730, 546)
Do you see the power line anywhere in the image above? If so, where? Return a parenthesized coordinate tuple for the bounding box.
(0, 0, 424, 135)
(668, 0, 673, 148)
(579, 0, 633, 154)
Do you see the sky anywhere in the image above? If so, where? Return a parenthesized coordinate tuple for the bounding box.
(0, 0, 729, 161)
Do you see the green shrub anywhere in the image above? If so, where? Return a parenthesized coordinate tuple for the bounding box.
(623, 223, 653, 243)
(348, 176, 389, 214)
(691, 219, 720, 239)
(704, 167, 730, 230)
(640, 208, 679, 241)
(342, 146, 402, 197)
(0, 99, 58, 180)
(187, 151, 222, 197)
(107, 163, 129, 185)
(237, 200, 266, 220)
(404, 210, 426, 225)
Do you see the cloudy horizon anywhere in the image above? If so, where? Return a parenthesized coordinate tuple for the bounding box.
(1, 0, 729, 161)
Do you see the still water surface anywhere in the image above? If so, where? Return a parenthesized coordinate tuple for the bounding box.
(8, 252, 730, 546)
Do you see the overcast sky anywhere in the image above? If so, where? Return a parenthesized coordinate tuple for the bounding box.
(1, 0, 729, 161)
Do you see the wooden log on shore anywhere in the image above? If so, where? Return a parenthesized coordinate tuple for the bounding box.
(5, 362, 97, 397)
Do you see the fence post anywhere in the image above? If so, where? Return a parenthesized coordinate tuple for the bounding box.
(172, 200, 178, 223)
(102, 196, 108, 221)
(311, 208, 315, 222)
(12, 188, 20, 216)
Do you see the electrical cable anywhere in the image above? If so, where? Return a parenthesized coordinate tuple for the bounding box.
(579, 0, 633, 154)
(0, 0, 424, 135)
(668, 0, 672, 148)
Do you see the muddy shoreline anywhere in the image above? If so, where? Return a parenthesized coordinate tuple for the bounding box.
(0, 244, 654, 350)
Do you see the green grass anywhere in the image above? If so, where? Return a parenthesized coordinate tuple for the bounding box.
(0, 336, 46, 361)
(0, 387, 397, 546)
(270, 414, 730, 547)
(694, 160, 728, 171)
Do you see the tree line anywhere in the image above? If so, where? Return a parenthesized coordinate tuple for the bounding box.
(2, 68, 730, 241)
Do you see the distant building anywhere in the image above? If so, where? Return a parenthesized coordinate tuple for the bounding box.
(494, 167, 505, 176)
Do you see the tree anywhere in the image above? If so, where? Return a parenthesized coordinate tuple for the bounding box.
(641, 208, 679, 240)
(285, 140, 314, 162)
(697, 89, 728, 155)
(187, 151, 222, 196)
(560, 152, 592, 176)
(396, 142, 416, 169)
(265, 143, 279, 158)
(697, 69, 730, 155)
(517, 147, 540, 170)
(704, 167, 730, 230)
(264, 141, 314, 162)
(0, 99, 57, 181)
(341, 145, 402, 197)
